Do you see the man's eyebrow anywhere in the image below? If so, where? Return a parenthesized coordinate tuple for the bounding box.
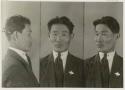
(62, 30, 69, 33)
(51, 31, 58, 33)
(51, 30, 69, 33)
(102, 30, 109, 33)
(95, 30, 108, 33)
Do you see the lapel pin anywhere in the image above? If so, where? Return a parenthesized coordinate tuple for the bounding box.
(114, 72, 120, 77)
(69, 70, 74, 75)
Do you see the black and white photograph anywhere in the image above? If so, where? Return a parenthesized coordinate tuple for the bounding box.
(0, 0, 123, 88)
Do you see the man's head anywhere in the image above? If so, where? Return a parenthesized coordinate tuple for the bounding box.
(93, 16, 120, 53)
(5, 15, 32, 52)
(48, 16, 74, 52)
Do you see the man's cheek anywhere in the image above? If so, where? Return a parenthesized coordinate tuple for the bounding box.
(64, 38, 70, 42)
(105, 38, 113, 45)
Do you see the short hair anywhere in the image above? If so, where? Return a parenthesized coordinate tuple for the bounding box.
(5, 15, 31, 40)
(48, 16, 74, 34)
(93, 16, 120, 33)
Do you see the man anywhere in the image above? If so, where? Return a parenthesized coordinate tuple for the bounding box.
(2, 15, 39, 87)
(40, 16, 85, 87)
(85, 16, 123, 88)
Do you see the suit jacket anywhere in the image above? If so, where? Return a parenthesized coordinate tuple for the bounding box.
(39, 53, 85, 87)
(85, 52, 123, 88)
(2, 49, 39, 87)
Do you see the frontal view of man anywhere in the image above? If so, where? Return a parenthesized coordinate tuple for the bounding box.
(85, 16, 123, 88)
(40, 16, 85, 87)
(2, 15, 39, 87)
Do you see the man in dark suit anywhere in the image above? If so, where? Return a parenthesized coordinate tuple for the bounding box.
(85, 16, 123, 88)
(40, 16, 85, 87)
(2, 15, 39, 87)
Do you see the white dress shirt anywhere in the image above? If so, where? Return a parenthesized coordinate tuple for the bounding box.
(99, 51, 115, 72)
(53, 50, 68, 70)
(9, 47, 29, 63)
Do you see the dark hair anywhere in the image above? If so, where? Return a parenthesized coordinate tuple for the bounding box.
(5, 15, 31, 40)
(93, 16, 120, 33)
(48, 16, 74, 34)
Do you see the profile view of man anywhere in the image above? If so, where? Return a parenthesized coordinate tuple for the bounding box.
(2, 15, 39, 87)
(85, 16, 123, 88)
(39, 16, 85, 87)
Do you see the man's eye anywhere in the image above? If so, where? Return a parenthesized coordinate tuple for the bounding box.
(53, 33, 57, 36)
(28, 33, 31, 37)
(62, 34, 67, 36)
(102, 33, 107, 36)
(96, 33, 99, 36)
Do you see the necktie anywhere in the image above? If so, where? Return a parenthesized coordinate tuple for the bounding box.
(25, 54, 32, 70)
(100, 53, 109, 87)
(54, 53, 64, 87)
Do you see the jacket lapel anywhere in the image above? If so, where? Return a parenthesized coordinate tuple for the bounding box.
(45, 53, 56, 86)
(89, 54, 102, 87)
(65, 53, 72, 73)
(110, 53, 121, 75)
(8, 49, 32, 73)
(109, 53, 123, 87)
(64, 53, 75, 75)
(64, 53, 77, 83)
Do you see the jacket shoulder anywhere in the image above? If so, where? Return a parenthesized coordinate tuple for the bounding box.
(85, 55, 97, 63)
(116, 54, 123, 61)
(114, 54, 123, 67)
(3, 53, 23, 73)
(40, 54, 53, 69)
(40, 54, 51, 63)
(69, 54, 84, 62)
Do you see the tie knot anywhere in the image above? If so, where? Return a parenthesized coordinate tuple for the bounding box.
(55, 52, 62, 63)
(101, 53, 108, 63)
(58, 53, 61, 58)
(103, 53, 107, 59)
(25, 54, 31, 64)
(25, 53, 29, 57)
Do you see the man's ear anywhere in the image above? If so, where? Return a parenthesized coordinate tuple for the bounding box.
(115, 33, 120, 40)
(48, 32, 50, 40)
(70, 33, 74, 40)
(116, 33, 120, 39)
(11, 31, 18, 41)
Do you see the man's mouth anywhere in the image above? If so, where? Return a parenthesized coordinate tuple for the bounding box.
(96, 43, 103, 48)
(55, 44, 62, 48)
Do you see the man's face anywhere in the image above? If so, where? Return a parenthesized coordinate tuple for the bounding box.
(16, 24, 32, 52)
(49, 24, 74, 52)
(95, 24, 118, 53)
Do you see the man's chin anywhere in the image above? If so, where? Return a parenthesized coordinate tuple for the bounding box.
(25, 48, 31, 52)
(54, 48, 67, 53)
(97, 48, 109, 53)
(97, 48, 103, 52)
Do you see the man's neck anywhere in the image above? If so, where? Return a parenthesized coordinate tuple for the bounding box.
(53, 50, 68, 54)
(10, 44, 26, 53)
(9, 47, 26, 54)
(100, 50, 115, 54)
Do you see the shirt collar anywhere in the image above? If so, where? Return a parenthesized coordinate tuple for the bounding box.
(99, 51, 115, 72)
(53, 50, 68, 61)
(9, 47, 28, 63)
(99, 51, 115, 60)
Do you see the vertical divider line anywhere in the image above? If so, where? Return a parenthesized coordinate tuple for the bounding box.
(83, 2, 85, 60)
(38, 1, 42, 82)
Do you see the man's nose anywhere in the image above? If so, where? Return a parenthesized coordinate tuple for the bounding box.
(56, 35, 62, 41)
(96, 34, 103, 42)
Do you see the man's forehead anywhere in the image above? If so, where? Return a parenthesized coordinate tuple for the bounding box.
(95, 24, 112, 33)
(95, 30, 109, 33)
(22, 24, 31, 32)
(51, 30, 69, 33)
(52, 23, 67, 28)
(51, 27, 69, 32)
(25, 24, 30, 27)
